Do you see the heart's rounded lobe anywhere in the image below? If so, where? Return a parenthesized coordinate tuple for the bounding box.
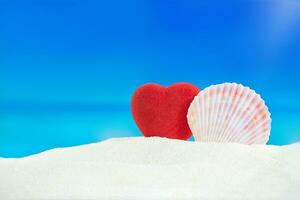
(131, 82, 200, 140)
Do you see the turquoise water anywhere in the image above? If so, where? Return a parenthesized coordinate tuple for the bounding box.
(0, 109, 139, 157)
(1, 108, 300, 157)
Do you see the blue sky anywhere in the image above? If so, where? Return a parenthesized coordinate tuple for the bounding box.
(0, 0, 300, 157)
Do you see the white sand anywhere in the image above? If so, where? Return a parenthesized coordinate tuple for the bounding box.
(0, 137, 300, 200)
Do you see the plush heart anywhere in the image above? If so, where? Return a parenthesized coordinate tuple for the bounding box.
(131, 82, 200, 140)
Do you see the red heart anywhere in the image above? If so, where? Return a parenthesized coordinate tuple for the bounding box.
(131, 82, 200, 140)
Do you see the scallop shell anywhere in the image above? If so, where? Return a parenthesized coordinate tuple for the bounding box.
(187, 83, 271, 144)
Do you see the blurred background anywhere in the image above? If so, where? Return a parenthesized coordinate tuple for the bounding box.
(0, 0, 300, 157)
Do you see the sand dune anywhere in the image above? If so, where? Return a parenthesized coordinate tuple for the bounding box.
(1, 137, 300, 200)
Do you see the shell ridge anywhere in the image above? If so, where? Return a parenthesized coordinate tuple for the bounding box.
(222, 83, 242, 142)
(209, 86, 218, 141)
(217, 83, 237, 142)
(211, 84, 225, 142)
(226, 86, 258, 142)
(203, 88, 211, 142)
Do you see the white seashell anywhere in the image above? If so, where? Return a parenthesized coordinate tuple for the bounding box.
(187, 83, 271, 144)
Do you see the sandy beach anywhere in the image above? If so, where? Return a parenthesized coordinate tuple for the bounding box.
(1, 137, 300, 200)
